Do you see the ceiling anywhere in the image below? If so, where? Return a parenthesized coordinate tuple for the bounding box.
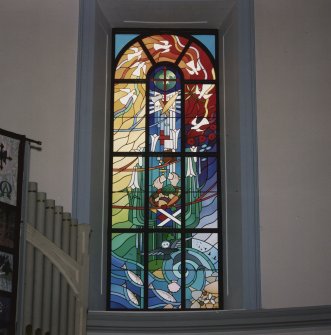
(97, 0, 236, 28)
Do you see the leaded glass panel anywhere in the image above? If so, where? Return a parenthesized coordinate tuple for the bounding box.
(110, 30, 221, 310)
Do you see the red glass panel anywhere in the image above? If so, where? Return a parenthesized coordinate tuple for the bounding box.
(185, 84, 217, 152)
(179, 42, 216, 80)
(142, 35, 189, 63)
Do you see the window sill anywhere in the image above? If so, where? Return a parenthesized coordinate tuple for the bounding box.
(87, 305, 331, 333)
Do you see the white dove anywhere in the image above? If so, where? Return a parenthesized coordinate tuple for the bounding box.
(186, 60, 201, 75)
(154, 40, 172, 53)
(130, 61, 147, 77)
(119, 88, 137, 105)
(191, 117, 209, 132)
(127, 47, 143, 61)
(116, 47, 143, 70)
(195, 84, 214, 100)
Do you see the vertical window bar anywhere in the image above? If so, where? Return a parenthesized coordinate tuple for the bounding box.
(180, 73, 186, 309)
(144, 76, 150, 310)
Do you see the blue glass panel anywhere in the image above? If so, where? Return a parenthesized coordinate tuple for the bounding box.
(115, 34, 139, 58)
(192, 34, 216, 58)
(148, 232, 182, 309)
(185, 157, 218, 228)
(185, 233, 219, 309)
(110, 233, 144, 309)
(149, 65, 182, 153)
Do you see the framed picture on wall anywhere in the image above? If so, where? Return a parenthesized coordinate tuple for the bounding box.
(0, 206, 16, 249)
(0, 295, 11, 331)
(0, 252, 13, 293)
(0, 128, 26, 334)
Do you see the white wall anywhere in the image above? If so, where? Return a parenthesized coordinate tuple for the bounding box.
(255, 0, 331, 308)
(0, 0, 79, 212)
(2, 0, 331, 312)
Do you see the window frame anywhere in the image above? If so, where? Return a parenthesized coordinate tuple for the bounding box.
(73, 0, 261, 312)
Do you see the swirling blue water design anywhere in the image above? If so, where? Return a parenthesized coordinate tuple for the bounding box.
(110, 243, 217, 309)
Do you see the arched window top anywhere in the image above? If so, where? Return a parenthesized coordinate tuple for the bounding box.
(115, 33, 216, 80)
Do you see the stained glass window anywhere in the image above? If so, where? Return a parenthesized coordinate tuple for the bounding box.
(109, 30, 221, 310)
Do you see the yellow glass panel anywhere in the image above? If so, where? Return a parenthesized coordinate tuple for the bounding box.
(113, 83, 146, 152)
(115, 42, 152, 79)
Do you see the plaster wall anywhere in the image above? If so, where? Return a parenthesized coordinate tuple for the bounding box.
(1, 0, 331, 312)
(0, 0, 79, 212)
(255, 0, 331, 308)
